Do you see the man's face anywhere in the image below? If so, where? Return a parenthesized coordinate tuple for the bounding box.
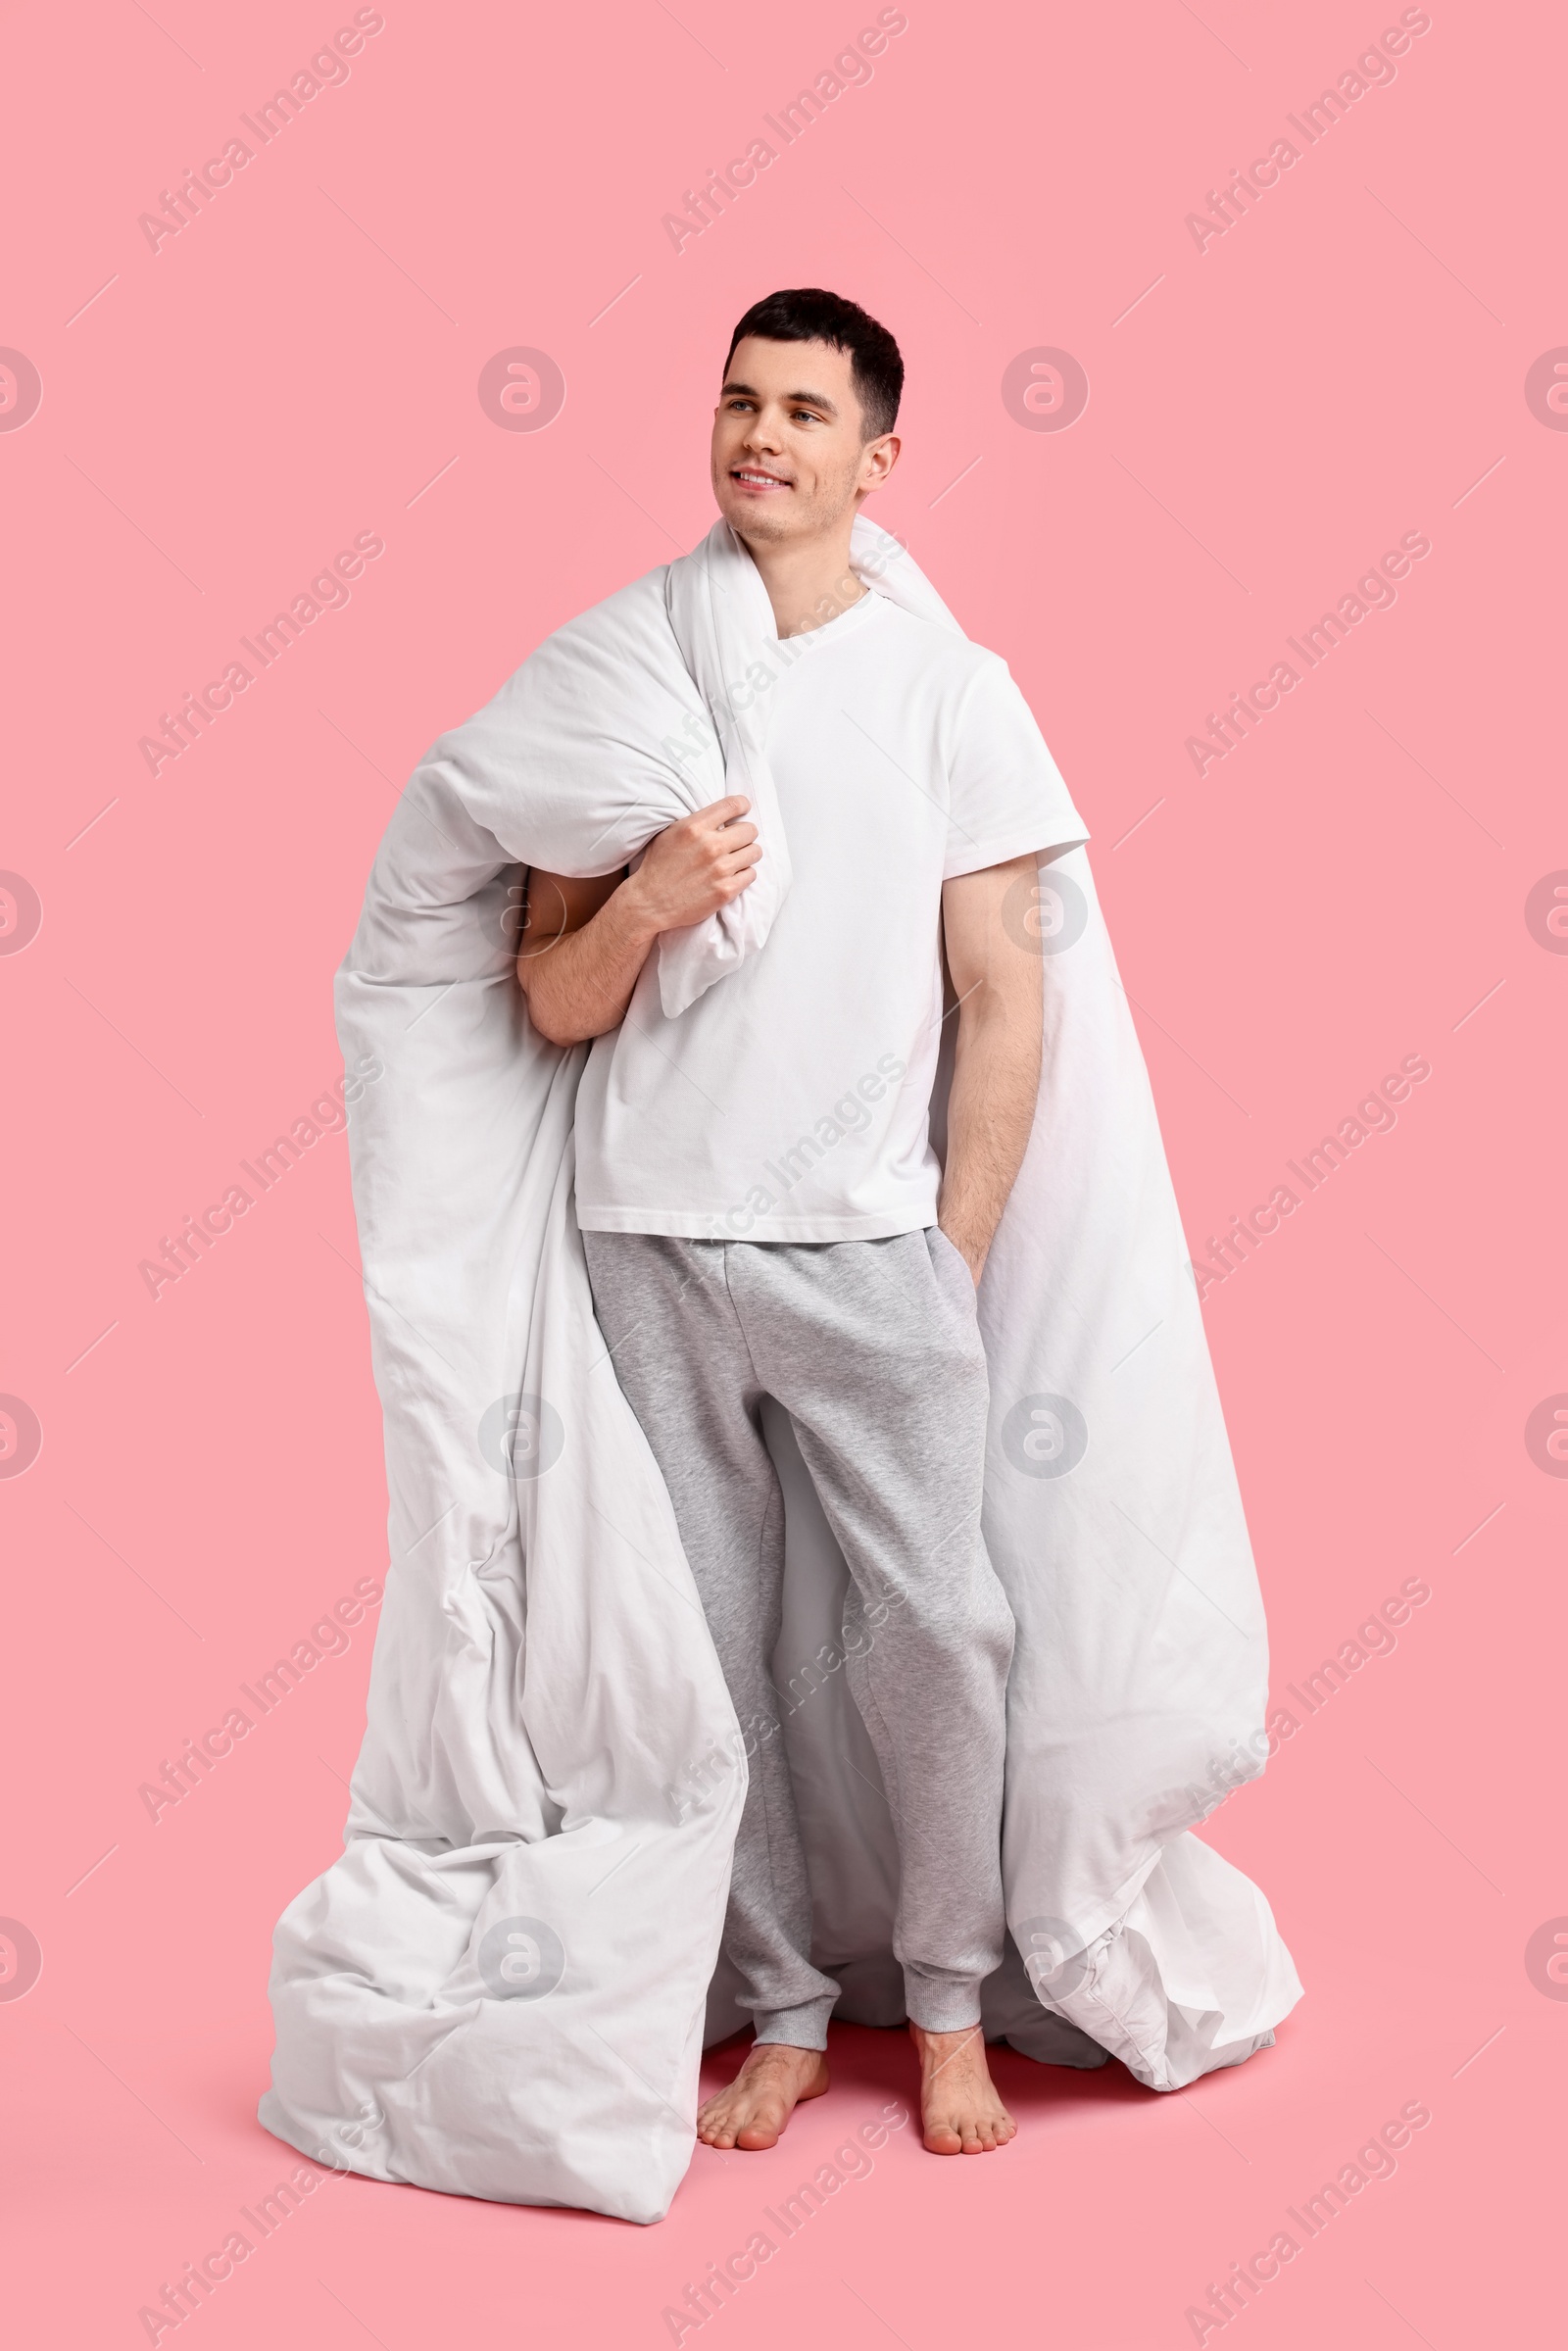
(710, 335, 898, 548)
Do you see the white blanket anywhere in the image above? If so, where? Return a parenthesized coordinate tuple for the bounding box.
(259, 517, 1301, 2224)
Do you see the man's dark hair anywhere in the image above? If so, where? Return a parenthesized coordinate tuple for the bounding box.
(723, 288, 904, 441)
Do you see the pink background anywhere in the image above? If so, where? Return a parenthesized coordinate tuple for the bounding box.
(3, 0, 1562, 2341)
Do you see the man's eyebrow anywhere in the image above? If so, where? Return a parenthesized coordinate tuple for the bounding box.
(720, 378, 840, 416)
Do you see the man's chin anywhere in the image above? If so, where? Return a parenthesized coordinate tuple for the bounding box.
(716, 498, 796, 547)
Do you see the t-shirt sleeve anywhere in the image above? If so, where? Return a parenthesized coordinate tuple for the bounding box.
(943, 655, 1089, 879)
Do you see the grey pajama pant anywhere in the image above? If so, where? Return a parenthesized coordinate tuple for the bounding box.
(581, 1226, 1015, 2047)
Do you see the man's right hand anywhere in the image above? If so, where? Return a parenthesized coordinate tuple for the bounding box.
(623, 795, 761, 934)
(515, 796, 761, 1048)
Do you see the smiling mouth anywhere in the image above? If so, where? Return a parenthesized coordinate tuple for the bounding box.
(731, 467, 792, 490)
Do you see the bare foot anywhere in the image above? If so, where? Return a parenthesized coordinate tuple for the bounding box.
(697, 2042, 830, 2150)
(909, 2023, 1016, 2155)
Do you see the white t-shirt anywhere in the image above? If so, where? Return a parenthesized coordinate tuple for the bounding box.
(571, 590, 1087, 1243)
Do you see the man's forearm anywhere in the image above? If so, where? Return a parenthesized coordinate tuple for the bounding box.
(518, 878, 659, 1046)
(939, 997, 1042, 1280)
(518, 796, 762, 1045)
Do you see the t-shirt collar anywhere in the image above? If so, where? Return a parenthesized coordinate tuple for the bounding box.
(768, 584, 884, 650)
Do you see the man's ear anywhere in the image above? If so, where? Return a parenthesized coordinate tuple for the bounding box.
(859, 432, 900, 492)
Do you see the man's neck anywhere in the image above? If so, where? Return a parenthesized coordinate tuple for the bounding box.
(735, 520, 868, 641)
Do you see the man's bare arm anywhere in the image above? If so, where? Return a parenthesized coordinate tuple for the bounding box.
(516, 795, 760, 1046)
(938, 852, 1047, 1285)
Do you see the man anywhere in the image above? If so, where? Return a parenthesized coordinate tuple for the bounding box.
(514, 289, 1085, 2157)
(261, 290, 1297, 2222)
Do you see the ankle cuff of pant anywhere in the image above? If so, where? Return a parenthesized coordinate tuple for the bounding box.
(752, 1995, 835, 2052)
(904, 1974, 985, 2034)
